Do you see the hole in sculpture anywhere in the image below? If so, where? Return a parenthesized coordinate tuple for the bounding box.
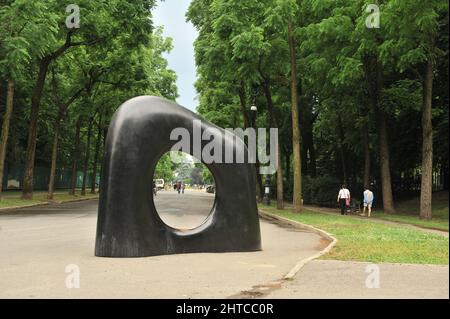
(153, 151, 216, 230)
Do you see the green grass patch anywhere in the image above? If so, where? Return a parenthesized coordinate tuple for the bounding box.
(262, 206, 449, 265)
(0, 190, 99, 209)
(371, 211, 449, 231)
(372, 191, 449, 231)
(0, 198, 43, 209)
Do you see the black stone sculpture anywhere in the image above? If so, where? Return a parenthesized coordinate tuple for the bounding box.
(95, 96, 261, 257)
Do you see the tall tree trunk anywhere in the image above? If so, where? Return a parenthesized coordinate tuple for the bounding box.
(376, 107, 395, 214)
(420, 61, 434, 220)
(81, 119, 93, 195)
(20, 33, 77, 199)
(47, 111, 63, 200)
(288, 21, 303, 213)
(0, 78, 15, 197)
(373, 83, 396, 214)
(363, 56, 395, 214)
(285, 151, 291, 188)
(69, 117, 82, 195)
(337, 115, 348, 183)
(263, 81, 284, 209)
(362, 127, 371, 190)
(90, 116, 102, 194)
(21, 58, 51, 199)
(47, 87, 83, 199)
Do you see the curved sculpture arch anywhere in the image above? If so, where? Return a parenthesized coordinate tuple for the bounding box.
(95, 96, 262, 257)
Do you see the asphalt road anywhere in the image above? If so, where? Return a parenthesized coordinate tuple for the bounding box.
(1, 191, 447, 299)
(0, 191, 323, 298)
(154, 189, 215, 229)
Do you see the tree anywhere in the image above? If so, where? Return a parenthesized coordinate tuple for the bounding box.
(297, 0, 397, 212)
(0, 0, 51, 197)
(288, 19, 303, 213)
(21, 0, 156, 199)
(188, 0, 299, 209)
(46, 59, 85, 199)
(382, 0, 449, 219)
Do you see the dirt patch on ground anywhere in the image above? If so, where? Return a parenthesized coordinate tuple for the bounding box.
(229, 281, 284, 299)
(316, 237, 331, 250)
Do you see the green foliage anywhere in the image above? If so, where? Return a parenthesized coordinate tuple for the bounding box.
(1, 0, 448, 208)
(303, 175, 341, 206)
(154, 151, 214, 186)
(0, 1, 178, 193)
(189, 0, 449, 208)
(154, 152, 176, 182)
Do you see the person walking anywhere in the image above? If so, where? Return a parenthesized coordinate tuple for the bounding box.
(337, 184, 351, 215)
(363, 187, 374, 217)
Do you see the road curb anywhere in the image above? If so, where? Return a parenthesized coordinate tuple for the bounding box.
(0, 202, 50, 213)
(49, 197, 99, 205)
(0, 197, 99, 214)
(259, 209, 338, 280)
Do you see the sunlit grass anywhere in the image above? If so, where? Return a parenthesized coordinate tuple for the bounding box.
(262, 205, 449, 265)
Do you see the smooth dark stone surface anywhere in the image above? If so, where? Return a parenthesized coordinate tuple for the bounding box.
(95, 96, 261, 257)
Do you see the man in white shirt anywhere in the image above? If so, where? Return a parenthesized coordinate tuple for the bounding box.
(337, 184, 351, 215)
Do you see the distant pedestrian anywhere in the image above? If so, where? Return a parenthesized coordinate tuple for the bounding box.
(337, 184, 351, 215)
(177, 181, 182, 194)
(181, 183, 185, 194)
(363, 187, 374, 217)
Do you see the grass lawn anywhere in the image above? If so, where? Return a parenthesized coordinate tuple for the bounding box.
(0, 190, 99, 209)
(372, 191, 449, 231)
(262, 205, 449, 265)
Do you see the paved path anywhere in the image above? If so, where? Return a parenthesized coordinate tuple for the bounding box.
(1, 194, 447, 299)
(265, 260, 449, 299)
(154, 189, 215, 229)
(0, 194, 323, 298)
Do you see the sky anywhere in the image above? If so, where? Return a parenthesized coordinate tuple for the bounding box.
(153, 0, 199, 112)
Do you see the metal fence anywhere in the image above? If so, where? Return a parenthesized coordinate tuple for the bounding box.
(1, 165, 99, 191)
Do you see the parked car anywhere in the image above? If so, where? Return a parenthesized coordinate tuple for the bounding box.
(154, 179, 165, 190)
